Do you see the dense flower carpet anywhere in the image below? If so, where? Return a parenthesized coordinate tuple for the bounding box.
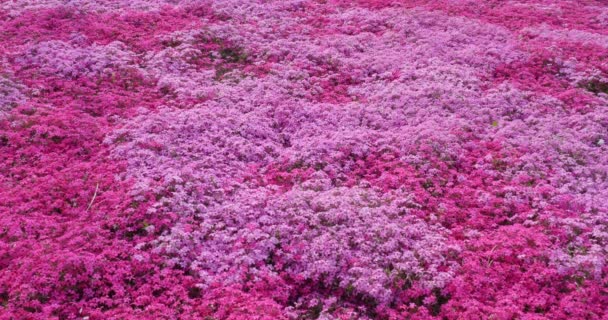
(1, 0, 607, 319)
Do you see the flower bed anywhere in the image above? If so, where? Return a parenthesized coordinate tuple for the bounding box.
(1, 0, 607, 319)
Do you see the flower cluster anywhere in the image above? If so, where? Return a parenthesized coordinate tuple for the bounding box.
(1, 0, 607, 319)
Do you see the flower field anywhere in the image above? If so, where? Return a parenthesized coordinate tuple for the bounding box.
(1, 0, 607, 319)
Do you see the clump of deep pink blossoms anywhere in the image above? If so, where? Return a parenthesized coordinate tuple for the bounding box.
(1, 0, 607, 319)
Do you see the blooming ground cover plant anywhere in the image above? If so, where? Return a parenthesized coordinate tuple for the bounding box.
(1, 0, 607, 319)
